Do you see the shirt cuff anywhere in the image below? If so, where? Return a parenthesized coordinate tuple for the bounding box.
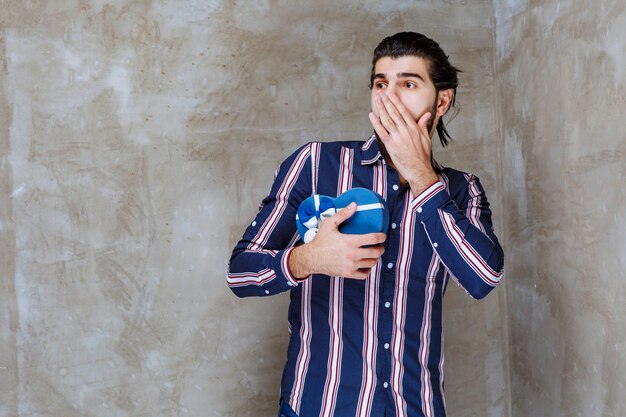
(278, 247, 300, 287)
(410, 180, 449, 218)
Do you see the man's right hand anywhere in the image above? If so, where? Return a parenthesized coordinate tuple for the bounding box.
(288, 202, 387, 280)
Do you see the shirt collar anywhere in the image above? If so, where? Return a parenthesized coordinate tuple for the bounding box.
(360, 134, 383, 165)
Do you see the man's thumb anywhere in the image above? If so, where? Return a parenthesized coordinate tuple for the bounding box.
(418, 112, 432, 130)
(331, 202, 357, 227)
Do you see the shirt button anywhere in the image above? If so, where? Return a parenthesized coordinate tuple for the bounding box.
(383, 382, 389, 388)
(252, 221, 257, 226)
(264, 290, 270, 295)
(391, 223, 397, 229)
(433, 242, 438, 248)
(384, 302, 391, 308)
(387, 263, 393, 269)
(384, 343, 390, 349)
(392, 184, 399, 191)
(417, 207, 423, 213)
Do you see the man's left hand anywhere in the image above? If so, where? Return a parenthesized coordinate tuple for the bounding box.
(368, 91, 439, 195)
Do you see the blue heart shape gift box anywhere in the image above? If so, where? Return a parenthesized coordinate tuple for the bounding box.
(296, 188, 389, 243)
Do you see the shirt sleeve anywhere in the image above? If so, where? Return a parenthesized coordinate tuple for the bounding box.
(227, 143, 313, 298)
(411, 174, 504, 299)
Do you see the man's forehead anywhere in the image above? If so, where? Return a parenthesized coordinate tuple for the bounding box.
(373, 56, 431, 79)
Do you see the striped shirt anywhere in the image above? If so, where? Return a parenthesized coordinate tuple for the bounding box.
(227, 135, 504, 417)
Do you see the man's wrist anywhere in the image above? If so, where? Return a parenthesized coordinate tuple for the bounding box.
(288, 245, 315, 280)
(407, 170, 439, 196)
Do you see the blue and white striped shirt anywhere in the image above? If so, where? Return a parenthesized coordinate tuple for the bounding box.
(228, 135, 504, 417)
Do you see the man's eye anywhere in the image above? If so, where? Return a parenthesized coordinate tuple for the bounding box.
(406, 81, 417, 89)
(375, 82, 386, 89)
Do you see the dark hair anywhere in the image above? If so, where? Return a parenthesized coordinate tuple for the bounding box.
(370, 32, 461, 148)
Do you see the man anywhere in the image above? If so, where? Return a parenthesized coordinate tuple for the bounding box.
(227, 32, 504, 417)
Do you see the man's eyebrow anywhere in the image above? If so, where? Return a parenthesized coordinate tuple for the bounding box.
(372, 72, 426, 82)
(398, 72, 425, 82)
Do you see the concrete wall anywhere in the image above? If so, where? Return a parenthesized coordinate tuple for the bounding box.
(0, 1, 507, 416)
(494, 0, 626, 416)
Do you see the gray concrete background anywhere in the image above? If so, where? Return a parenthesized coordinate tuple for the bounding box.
(1, 0, 623, 416)
(494, 0, 626, 416)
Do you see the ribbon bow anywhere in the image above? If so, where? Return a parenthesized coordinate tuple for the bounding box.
(296, 195, 337, 243)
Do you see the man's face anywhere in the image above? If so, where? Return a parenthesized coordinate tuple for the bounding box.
(370, 55, 440, 134)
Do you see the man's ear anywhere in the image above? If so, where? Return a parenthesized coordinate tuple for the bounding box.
(436, 89, 453, 117)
